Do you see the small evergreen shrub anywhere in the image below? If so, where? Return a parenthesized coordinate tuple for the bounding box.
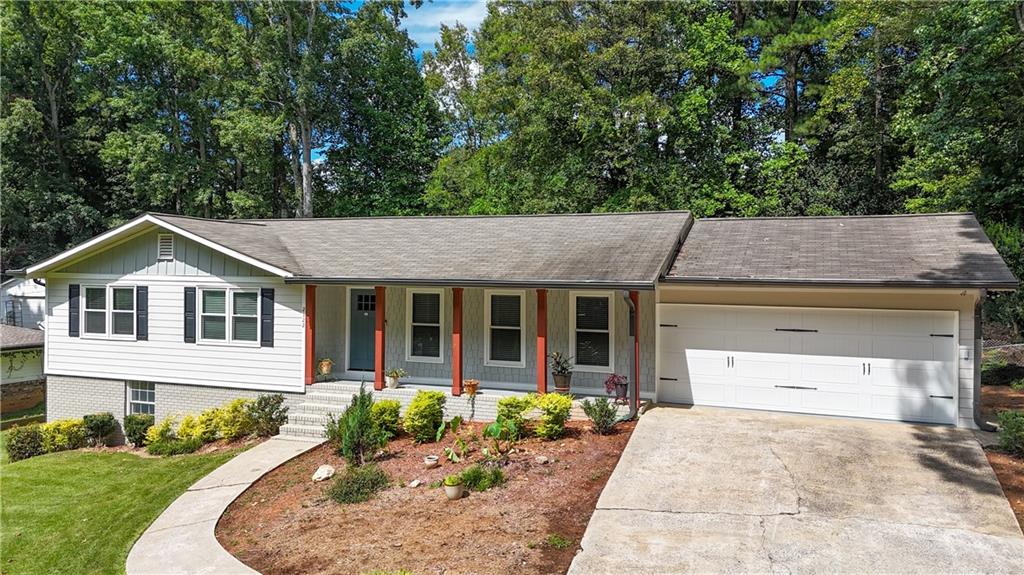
(402, 390, 446, 442)
(40, 419, 88, 453)
(1012, 378, 1024, 392)
(145, 417, 176, 446)
(371, 399, 402, 439)
(83, 412, 118, 446)
(534, 393, 573, 440)
(6, 424, 44, 461)
(247, 393, 289, 437)
(216, 398, 254, 440)
(327, 464, 390, 504)
(459, 464, 506, 492)
(124, 413, 155, 447)
(496, 395, 536, 439)
(337, 385, 387, 465)
(998, 410, 1024, 457)
(580, 397, 618, 435)
(147, 437, 203, 456)
(177, 413, 217, 443)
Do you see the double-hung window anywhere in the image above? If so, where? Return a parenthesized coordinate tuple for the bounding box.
(82, 285, 134, 337)
(127, 381, 155, 415)
(571, 292, 614, 372)
(200, 288, 259, 344)
(485, 290, 525, 367)
(407, 289, 443, 362)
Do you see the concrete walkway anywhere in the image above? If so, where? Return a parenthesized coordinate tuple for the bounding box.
(126, 437, 323, 575)
(570, 405, 1024, 574)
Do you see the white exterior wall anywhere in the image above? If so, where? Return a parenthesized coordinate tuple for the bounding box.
(1, 348, 44, 384)
(1, 278, 46, 328)
(656, 285, 981, 428)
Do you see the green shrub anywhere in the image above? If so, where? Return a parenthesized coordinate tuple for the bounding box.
(998, 410, 1024, 457)
(145, 417, 176, 446)
(1011, 378, 1024, 392)
(83, 412, 118, 446)
(147, 437, 203, 456)
(402, 391, 446, 443)
(6, 423, 44, 461)
(371, 399, 402, 439)
(497, 395, 536, 438)
(459, 464, 506, 492)
(534, 393, 573, 440)
(327, 464, 390, 504)
(40, 419, 88, 453)
(178, 413, 218, 443)
(336, 385, 387, 465)
(482, 417, 519, 460)
(124, 413, 155, 447)
(216, 398, 254, 440)
(581, 397, 618, 435)
(247, 393, 289, 437)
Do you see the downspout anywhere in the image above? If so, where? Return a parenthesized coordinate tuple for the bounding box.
(620, 291, 639, 421)
(974, 290, 997, 431)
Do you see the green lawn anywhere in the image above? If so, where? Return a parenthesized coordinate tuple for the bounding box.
(1, 444, 240, 575)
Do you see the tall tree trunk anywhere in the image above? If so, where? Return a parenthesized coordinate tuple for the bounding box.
(288, 122, 303, 210)
(299, 115, 313, 218)
(272, 138, 288, 218)
(783, 0, 799, 143)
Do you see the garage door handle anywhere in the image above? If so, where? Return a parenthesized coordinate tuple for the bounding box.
(659, 323, 678, 328)
(775, 385, 818, 390)
(929, 395, 954, 399)
(659, 377, 678, 381)
(775, 328, 819, 333)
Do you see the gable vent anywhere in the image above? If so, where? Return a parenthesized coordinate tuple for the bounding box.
(157, 234, 174, 260)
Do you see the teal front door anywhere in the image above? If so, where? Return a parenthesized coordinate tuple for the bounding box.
(349, 289, 376, 371)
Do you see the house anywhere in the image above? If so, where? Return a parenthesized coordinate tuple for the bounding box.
(1, 277, 46, 329)
(19, 211, 1016, 435)
(1, 324, 46, 422)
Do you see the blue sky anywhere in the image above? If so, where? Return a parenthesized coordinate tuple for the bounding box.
(402, 1, 486, 59)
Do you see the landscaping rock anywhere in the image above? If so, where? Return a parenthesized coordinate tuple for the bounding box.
(311, 464, 335, 482)
(408, 479, 422, 488)
(535, 455, 549, 465)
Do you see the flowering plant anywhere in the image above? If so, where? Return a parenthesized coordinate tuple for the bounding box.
(604, 374, 628, 396)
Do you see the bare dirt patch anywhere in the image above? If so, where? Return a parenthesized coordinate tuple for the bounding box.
(981, 384, 1024, 423)
(217, 420, 634, 575)
(986, 450, 1024, 532)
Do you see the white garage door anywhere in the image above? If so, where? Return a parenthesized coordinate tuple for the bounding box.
(657, 305, 959, 424)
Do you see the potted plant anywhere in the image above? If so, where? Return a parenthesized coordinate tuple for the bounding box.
(317, 358, 335, 377)
(385, 367, 408, 389)
(605, 374, 629, 404)
(548, 352, 573, 394)
(463, 379, 480, 396)
(443, 473, 464, 500)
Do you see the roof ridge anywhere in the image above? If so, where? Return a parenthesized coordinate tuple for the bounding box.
(697, 212, 974, 222)
(151, 210, 691, 224)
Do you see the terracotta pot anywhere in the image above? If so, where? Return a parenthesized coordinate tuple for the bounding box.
(317, 359, 334, 376)
(552, 373, 572, 393)
(444, 484, 464, 500)
(386, 376, 400, 389)
(464, 379, 480, 395)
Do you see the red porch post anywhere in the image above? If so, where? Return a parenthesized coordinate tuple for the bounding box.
(304, 285, 316, 385)
(630, 290, 641, 412)
(452, 288, 463, 396)
(536, 289, 548, 394)
(374, 286, 386, 391)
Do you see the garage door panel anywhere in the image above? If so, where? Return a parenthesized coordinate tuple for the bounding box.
(665, 307, 728, 329)
(733, 331, 794, 354)
(659, 328, 727, 353)
(869, 364, 952, 395)
(798, 360, 861, 386)
(734, 355, 792, 381)
(733, 308, 796, 331)
(870, 337, 944, 362)
(734, 385, 791, 408)
(796, 388, 865, 415)
(801, 309, 867, 334)
(661, 350, 727, 379)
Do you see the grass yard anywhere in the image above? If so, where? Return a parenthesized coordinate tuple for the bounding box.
(1, 443, 240, 575)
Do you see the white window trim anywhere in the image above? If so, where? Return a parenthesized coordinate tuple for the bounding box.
(80, 284, 135, 340)
(126, 381, 155, 416)
(484, 289, 526, 368)
(198, 287, 261, 347)
(405, 288, 444, 364)
(569, 290, 615, 373)
(156, 233, 174, 261)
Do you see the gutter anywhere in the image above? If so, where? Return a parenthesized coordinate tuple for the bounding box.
(974, 290, 997, 431)
(285, 277, 657, 291)
(660, 276, 1020, 291)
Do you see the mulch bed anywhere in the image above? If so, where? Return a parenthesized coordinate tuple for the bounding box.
(981, 384, 1024, 422)
(986, 450, 1024, 532)
(216, 420, 634, 575)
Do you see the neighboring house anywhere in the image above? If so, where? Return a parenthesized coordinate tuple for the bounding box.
(18, 211, 1017, 434)
(1, 324, 45, 416)
(1, 277, 46, 328)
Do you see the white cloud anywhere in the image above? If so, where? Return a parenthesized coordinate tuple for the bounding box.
(403, 0, 487, 56)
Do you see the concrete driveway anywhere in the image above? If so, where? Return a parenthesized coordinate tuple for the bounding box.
(569, 406, 1024, 574)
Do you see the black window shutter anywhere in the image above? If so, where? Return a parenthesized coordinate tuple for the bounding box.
(68, 284, 80, 337)
(184, 287, 196, 343)
(136, 286, 149, 341)
(260, 288, 274, 347)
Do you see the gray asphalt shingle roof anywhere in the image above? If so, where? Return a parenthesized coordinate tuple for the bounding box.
(0, 324, 44, 351)
(665, 213, 1018, 289)
(153, 212, 693, 289)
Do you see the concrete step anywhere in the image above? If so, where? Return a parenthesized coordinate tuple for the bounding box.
(292, 402, 349, 415)
(278, 423, 326, 439)
(288, 412, 332, 427)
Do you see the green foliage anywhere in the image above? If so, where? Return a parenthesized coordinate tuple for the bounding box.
(215, 399, 254, 440)
(442, 474, 462, 487)
(998, 411, 1024, 458)
(247, 394, 289, 437)
(335, 384, 388, 466)
(328, 464, 391, 504)
(402, 391, 446, 443)
(6, 424, 44, 462)
(534, 393, 573, 440)
(436, 415, 463, 443)
(496, 395, 535, 439)
(145, 417, 176, 447)
(545, 534, 573, 550)
(459, 464, 506, 492)
(1012, 380, 1024, 392)
(124, 414, 155, 447)
(981, 350, 1024, 387)
(370, 399, 402, 439)
(177, 413, 217, 444)
(482, 416, 520, 461)
(82, 412, 118, 446)
(146, 437, 203, 456)
(581, 397, 619, 435)
(40, 419, 87, 453)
